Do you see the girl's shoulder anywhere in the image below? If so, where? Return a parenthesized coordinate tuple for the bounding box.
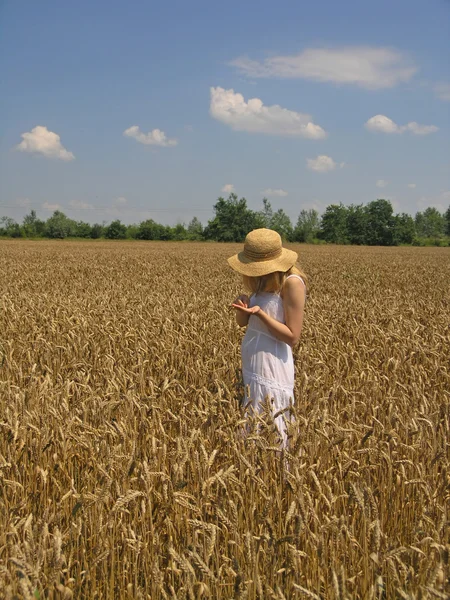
(285, 274, 306, 287)
(280, 274, 307, 300)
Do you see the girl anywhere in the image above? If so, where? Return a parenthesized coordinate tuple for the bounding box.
(228, 228, 307, 448)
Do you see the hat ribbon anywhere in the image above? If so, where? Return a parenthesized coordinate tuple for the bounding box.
(243, 246, 283, 262)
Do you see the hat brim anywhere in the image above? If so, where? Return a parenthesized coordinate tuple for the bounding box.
(227, 247, 298, 277)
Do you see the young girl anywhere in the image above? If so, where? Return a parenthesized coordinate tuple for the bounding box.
(228, 228, 307, 448)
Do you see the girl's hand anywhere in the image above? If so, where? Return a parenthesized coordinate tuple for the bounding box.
(232, 294, 249, 308)
(231, 294, 254, 327)
(231, 303, 261, 315)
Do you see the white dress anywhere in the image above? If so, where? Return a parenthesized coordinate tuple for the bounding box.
(241, 274, 306, 448)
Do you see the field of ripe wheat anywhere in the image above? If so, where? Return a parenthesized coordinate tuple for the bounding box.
(0, 240, 449, 599)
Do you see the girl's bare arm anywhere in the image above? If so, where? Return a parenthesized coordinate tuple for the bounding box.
(232, 295, 251, 327)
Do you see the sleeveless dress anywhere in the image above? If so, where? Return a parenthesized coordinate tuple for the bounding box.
(241, 274, 305, 448)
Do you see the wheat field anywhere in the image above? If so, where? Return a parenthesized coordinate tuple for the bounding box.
(0, 240, 449, 599)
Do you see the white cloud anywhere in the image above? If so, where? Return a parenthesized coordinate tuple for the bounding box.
(221, 184, 235, 194)
(106, 197, 129, 217)
(416, 190, 450, 213)
(376, 179, 388, 188)
(123, 126, 178, 147)
(434, 82, 450, 101)
(299, 199, 327, 213)
(365, 115, 399, 134)
(405, 122, 439, 135)
(69, 200, 94, 210)
(15, 197, 31, 208)
(262, 188, 288, 197)
(16, 126, 75, 160)
(210, 87, 326, 139)
(230, 46, 417, 90)
(307, 155, 341, 172)
(365, 115, 438, 135)
(42, 202, 61, 211)
(408, 183, 417, 189)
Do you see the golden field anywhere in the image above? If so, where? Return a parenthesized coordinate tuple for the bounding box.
(0, 240, 449, 600)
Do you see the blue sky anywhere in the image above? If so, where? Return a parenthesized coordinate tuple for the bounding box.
(1, 0, 449, 226)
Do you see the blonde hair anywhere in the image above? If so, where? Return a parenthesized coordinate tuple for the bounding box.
(242, 264, 308, 296)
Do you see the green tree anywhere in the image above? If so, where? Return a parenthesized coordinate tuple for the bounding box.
(90, 223, 104, 239)
(105, 219, 127, 239)
(293, 209, 320, 243)
(365, 199, 394, 246)
(137, 219, 168, 240)
(45, 211, 76, 239)
(270, 208, 293, 240)
(258, 198, 273, 228)
(171, 223, 187, 241)
(74, 221, 92, 238)
(204, 194, 258, 242)
(159, 226, 173, 241)
(346, 204, 368, 245)
(445, 206, 450, 236)
(415, 207, 445, 238)
(319, 204, 348, 244)
(0, 217, 7, 236)
(392, 213, 416, 245)
(1, 217, 22, 237)
(125, 224, 140, 239)
(11, 223, 24, 237)
(187, 217, 203, 240)
(22, 210, 45, 237)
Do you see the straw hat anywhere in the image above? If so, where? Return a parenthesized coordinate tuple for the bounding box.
(227, 228, 298, 277)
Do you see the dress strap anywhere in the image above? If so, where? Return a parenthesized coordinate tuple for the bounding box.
(285, 274, 305, 287)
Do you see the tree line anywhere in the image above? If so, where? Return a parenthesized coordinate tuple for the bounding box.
(1, 195, 449, 246)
